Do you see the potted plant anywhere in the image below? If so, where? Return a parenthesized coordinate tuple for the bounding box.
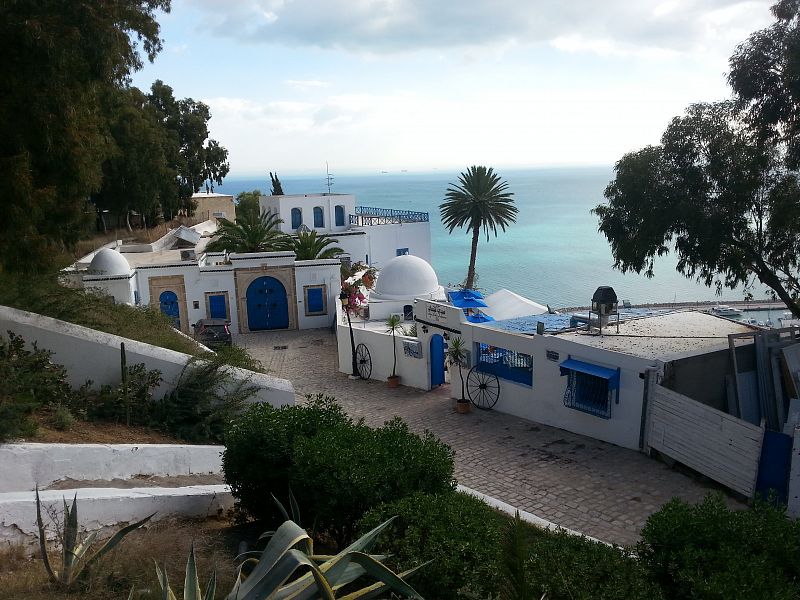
(446, 337, 470, 413)
(385, 314, 403, 388)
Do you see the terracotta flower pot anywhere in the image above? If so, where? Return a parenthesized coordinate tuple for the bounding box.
(456, 400, 471, 414)
(387, 375, 400, 388)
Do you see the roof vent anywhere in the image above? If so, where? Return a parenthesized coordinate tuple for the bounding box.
(590, 286, 619, 333)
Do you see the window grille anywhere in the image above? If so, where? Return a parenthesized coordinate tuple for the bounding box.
(335, 205, 345, 226)
(563, 370, 612, 419)
(475, 343, 533, 386)
(313, 206, 324, 228)
(291, 208, 302, 229)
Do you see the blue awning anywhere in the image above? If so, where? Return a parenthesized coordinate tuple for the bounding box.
(559, 358, 620, 390)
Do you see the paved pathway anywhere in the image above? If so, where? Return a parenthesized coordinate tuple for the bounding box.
(237, 328, 735, 546)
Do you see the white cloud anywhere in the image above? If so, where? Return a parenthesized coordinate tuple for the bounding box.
(188, 0, 773, 57)
(286, 79, 330, 90)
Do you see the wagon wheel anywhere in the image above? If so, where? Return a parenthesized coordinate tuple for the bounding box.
(466, 366, 500, 409)
(355, 343, 372, 380)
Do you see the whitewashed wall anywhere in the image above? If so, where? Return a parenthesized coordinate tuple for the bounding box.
(260, 194, 356, 234)
(415, 300, 654, 450)
(295, 260, 342, 329)
(360, 222, 432, 268)
(336, 305, 429, 390)
(0, 306, 295, 407)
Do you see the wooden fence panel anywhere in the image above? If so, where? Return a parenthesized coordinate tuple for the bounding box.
(647, 384, 764, 497)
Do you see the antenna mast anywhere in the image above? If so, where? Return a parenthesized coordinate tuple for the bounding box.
(325, 161, 334, 193)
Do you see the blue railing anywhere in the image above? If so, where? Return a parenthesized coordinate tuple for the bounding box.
(350, 206, 429, 226)
(475, 344, 533, 387)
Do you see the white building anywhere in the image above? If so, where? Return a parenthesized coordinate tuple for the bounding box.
(69, 221, 342, 335)
(336, 256, 757, 451)
(260, 193, 431, 269)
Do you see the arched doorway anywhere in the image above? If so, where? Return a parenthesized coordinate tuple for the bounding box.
(246, 276, 289, 331)
(159, 290, 181, 329)
(430, 334, 445, 388)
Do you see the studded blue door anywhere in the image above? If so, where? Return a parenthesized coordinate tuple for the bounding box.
(430, 334, 445, 388)
(208, 294, 227, 319)
(159, 290, 181, 329)
(246, 277, 289, 331)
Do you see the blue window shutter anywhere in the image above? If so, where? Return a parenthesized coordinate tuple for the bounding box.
(291, 208, 302, 229)
(307, 288, 324, 313)
(335, 205, 345, 226)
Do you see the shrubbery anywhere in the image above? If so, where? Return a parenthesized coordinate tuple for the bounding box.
(0, 331, 79, 441)
(358, 491, 506, 599)
(638, 494, 800, 600)
(358, 491, 658, 600)
(223, 395, 456, 545)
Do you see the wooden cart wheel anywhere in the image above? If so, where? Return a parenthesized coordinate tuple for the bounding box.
(466, 366, 500, 409)
(356, 343, 372, 380)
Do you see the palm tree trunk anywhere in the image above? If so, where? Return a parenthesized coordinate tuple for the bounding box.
(465, 225, 480, 289)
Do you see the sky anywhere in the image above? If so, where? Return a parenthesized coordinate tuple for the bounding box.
(130, 0, 776, 176)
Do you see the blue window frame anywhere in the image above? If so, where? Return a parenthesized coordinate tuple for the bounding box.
(475, 343, 533, 387)
(396, 248, 409, 256)
(559, 358, 620, 419)
(313, 206, 324, 228)
(304, 285, 327, 316)
(335, 205, 345, 227)
(291, 207, 302, 229)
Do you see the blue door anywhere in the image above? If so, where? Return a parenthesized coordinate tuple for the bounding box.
(208, 294, 227, 319)
(159, 290, 181, 329)
(246, 277, 289, 331)
(430, 334, 445, 388)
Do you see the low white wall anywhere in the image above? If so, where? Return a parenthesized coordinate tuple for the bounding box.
(336, 307, 429, 390)
(0, 305, 295, 407)
(0, 485, 232, 544)
(0, 443, 223, 492)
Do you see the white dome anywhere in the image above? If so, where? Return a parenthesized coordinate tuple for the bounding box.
(373, 255, 439, 300)
(88, 248, 130, 276)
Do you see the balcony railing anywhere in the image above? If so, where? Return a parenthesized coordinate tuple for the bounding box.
(350, 206, 429, 226)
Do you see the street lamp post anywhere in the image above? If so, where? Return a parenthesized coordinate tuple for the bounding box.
(340, 289, 359, 378)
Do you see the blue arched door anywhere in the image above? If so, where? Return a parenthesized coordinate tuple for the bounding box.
(430, 334, 445, 388)
(246, 276, 289, 331)
(159, 290, 181, 329)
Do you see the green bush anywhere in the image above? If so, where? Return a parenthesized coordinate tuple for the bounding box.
(292, 417, 455, 545)
(358, 491, 505, 599)
(524, 528, 661, 600)
(223, 396, 455, 545)
(78, 363, 162, 425)
(223, 395, 352, 524)
(638, 494, 800, 600)
(359, 491, 660, 600)
(206, 345, 264, 373)
(0, 331, 78, 441)
(153, 355, 257, 443)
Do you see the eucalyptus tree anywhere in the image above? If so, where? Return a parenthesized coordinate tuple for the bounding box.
(290, 230, 344, 260)
(206, 212, 289, 254)
(440, 166, 517, 290)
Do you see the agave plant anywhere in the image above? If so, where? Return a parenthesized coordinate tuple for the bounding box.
(36, 487, 154, 589)
(155, 544, 217, 600)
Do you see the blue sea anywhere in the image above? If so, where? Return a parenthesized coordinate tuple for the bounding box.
(217, 167, 771, 308)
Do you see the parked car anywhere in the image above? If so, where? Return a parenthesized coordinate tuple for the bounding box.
(193, 318, 232, 347)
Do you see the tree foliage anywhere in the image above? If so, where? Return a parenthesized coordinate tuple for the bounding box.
(206, 211, 288, 254)
(235, 190, 263, 221)
(0, 0, 170, 271)
(440, 166, 517, 290)
(270, 171, 285, 195)
(597, 1, 800, 316)
(289, 230, 344, 260)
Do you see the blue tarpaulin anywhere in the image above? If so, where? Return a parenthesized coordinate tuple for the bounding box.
(467, 313, 495, 323)
(559, 358, 620, 390)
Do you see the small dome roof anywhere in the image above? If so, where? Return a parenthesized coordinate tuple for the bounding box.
(373, 255, 439, 300)
(88, 248, 130, 276)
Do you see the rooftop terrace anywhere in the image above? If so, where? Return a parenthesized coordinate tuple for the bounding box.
(350, 206, 429, 226)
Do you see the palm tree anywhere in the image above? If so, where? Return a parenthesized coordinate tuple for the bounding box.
(385, 313, 403, 381)
(205, 211, 289, 253)
(290, 230, 344, 260)
(440, 165, 518, 290)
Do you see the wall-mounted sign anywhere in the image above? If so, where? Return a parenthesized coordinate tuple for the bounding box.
(425, 303, 448, 323)
(403, 340, 423, 359)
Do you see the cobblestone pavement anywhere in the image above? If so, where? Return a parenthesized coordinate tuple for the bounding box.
(237, 328, 735, 546)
